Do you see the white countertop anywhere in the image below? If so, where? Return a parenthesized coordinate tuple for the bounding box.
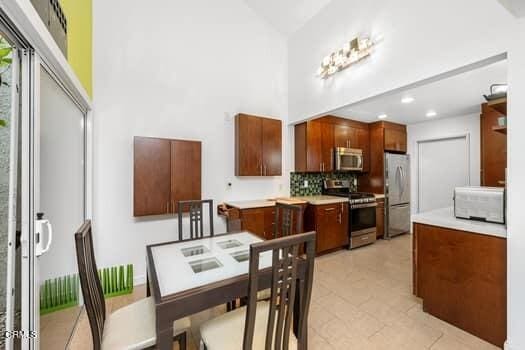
(224, 195, 347, 209)
(289, 195, 349, 205)
(374, 193, 385, 199)
(411, 207, 507, 238)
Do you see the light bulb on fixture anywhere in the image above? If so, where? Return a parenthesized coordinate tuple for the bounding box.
(401, 97, 415, 104)
(426, 110, 437, 117)
(378, 114, 388, 120)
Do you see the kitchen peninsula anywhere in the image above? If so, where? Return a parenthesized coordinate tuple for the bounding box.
(412, 207, 507, 348)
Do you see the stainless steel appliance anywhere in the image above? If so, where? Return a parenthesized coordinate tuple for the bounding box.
(454, 186, 505, 224)
(384, 153, 410, 239)
(334, 147, 363, 172)
(323, 180, 377, 249)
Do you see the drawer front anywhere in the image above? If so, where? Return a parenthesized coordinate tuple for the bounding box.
(350, 231, 376, 249)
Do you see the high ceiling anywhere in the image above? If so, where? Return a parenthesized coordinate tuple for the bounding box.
(331, 60, 507, 125)
(243, 0, 332, 36)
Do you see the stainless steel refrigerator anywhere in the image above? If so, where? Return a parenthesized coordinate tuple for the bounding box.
(384, 153, 411, 239)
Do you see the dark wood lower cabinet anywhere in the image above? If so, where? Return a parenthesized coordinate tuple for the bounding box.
(413, 223, 506, 348)
(304, 203, 348, 254)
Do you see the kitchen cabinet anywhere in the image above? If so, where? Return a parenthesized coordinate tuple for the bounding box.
(481, 103, 506, 187)
(239, 207, 272, 239)
(358, 121, 407, 193)
(134, 137, 201, 217)
(295, 116, 370, 173)
(235, 114, 282, 176)
(384, 128, 407, 153)
(413, 223, 506, 348)
(295, 120, 333, 172)
(304, 202, 349, 254)
(376, 197, 385, 239)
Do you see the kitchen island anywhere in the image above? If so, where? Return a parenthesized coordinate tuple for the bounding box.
(412, 207, 506, 348)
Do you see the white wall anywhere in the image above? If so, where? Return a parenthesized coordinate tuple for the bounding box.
(407, 114, 481, 214)
(92, 0, 289, 284)
(288, 0, 515, 122)
(506, 17, 525, 350)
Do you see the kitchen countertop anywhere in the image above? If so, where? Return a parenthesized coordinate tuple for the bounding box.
(411, 207, 506, 238)
(224, 195, 347, 209)
(289, 195, 349, 205)
(374, 193, 385, 200)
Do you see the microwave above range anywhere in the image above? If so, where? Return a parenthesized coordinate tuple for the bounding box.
(334, 147, 363, 172)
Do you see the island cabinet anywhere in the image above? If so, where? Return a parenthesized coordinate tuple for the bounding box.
(413, 223, 506, 348)
(304, 202, 349, 254)
(239, 207, 276, 240)
(134, 137, 201, 216)
(235, 114, 282, 176)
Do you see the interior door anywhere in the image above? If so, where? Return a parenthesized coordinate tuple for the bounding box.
(418, 136, 469, 212)
(386, 153, 410, 205)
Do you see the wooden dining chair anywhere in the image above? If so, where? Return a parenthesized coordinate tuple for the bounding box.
(178, 199, 214, 241)
(273, 202, 303, 239)
(200, 231, 316, 350)
(75, 220, 190, 350)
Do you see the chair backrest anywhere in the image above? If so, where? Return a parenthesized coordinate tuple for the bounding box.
(273, 203, 303, 239)
(178, 199, 214, 241)
(243, 231, 316, 350)
(74, 220, 106, 350)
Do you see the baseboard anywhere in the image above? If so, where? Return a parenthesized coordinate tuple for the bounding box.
(505, 339, 524, 350)
(134, 274, 146, 286)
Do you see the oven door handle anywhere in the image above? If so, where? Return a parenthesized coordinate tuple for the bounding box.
(351, 203, 378, 209)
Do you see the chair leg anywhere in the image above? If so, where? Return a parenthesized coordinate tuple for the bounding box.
(174, 331, 187, 350)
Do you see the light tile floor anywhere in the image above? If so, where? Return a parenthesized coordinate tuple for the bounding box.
(45, 234, 501, 349)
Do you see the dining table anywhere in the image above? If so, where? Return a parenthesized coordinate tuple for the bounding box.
(146, 231, 309, 350)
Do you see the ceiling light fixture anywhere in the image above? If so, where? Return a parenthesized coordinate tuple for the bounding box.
(426, 110, 437, 118)
(401, 97, 415, 104)
(317, 35, 377, 79)
(378, 114, 388, 120)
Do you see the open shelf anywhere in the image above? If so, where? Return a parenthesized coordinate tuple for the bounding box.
(487, 97, 507, 116)
(492, 125, 507, 135)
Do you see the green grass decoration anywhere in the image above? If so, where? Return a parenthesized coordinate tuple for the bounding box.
(40, 264, 134, 315)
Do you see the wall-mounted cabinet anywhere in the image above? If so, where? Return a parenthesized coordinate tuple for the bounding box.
(134, 137, 201, 216)
(359, 121, 407, 193)
(235, 114, 282, 176)
(294, 116, 370, 172)
(481, 103, 507, 187)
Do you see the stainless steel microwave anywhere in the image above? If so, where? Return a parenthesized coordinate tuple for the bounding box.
(334, 147, 363, 171)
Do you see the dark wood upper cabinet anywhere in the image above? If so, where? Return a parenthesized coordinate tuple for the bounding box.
(134, 136, 201, 217)
(295, 116, 370, 172)
(481, 103, 507, 187)
(262, 118, 282, 176)
(384, 128, 407, 153)
(358, 121, 406, 193)
(171, 140, 202, 213)
(321, 122, 334, 172)
(134, 137, 172, 216)
(235, 114, 282, 176)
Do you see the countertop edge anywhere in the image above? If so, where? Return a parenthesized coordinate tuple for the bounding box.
(411, 208, 507, 239)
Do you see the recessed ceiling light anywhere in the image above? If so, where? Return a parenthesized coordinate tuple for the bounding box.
(401, 97, 415, 104)
(378, 114, 388, 120)
(426, 110, 437, 117)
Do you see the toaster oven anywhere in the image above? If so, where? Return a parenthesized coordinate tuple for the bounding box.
(454, 187, 505, 224)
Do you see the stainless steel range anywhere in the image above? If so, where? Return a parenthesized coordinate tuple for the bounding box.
(323, 180, 377, 249)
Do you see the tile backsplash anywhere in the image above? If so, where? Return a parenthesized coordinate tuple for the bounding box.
(290, 172, 358, 196)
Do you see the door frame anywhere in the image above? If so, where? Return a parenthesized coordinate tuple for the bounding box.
(416, 133, 471, 213)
